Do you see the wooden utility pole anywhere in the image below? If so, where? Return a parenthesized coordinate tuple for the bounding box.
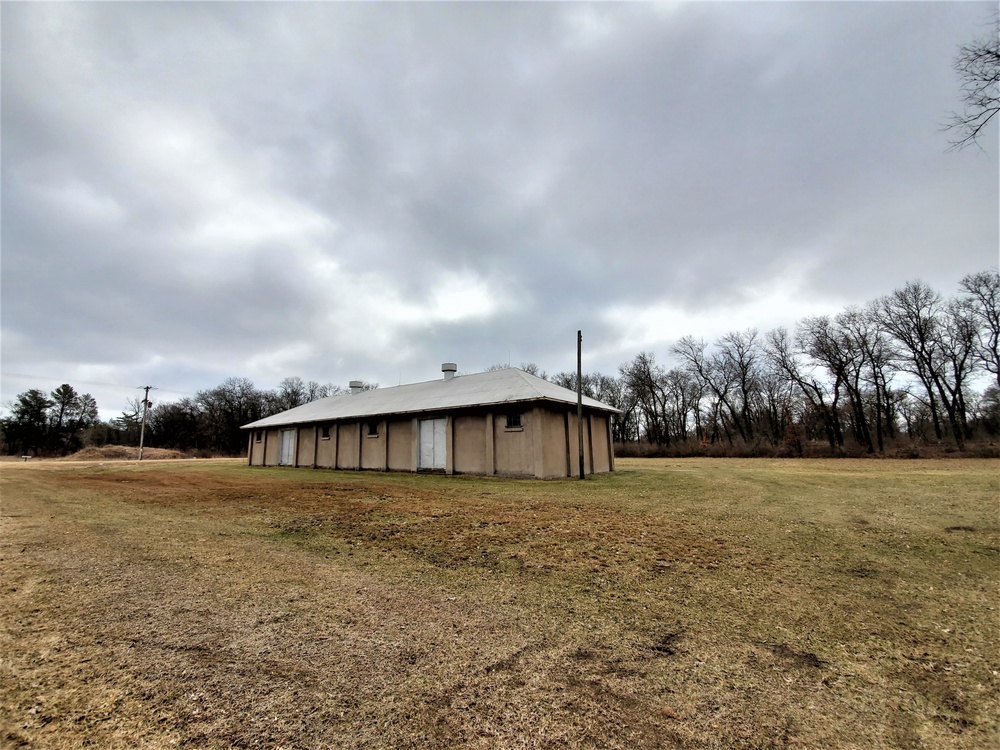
(137, 385, 155, 460)
(577, 330, 585, 480)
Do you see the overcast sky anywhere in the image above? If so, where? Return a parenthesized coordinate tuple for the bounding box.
(2, 1, 997, 419)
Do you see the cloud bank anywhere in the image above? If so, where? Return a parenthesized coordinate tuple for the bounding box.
(2, 2, 996, 417)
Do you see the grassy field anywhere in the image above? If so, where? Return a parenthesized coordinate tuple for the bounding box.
(1, 457, 997, 749)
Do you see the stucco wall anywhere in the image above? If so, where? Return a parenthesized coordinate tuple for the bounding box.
(265, 429, 281, 465)
(387, 418, 413, 471)
(315, 425, 336, 468)
(248, 431, 263, 465)
(590, 413, 612, 473)
(296, 426, 316, 467)
(360, 420, 387, 470)
(453, 414, 488, 474)
(536, 407, 570, 479)
(562, 410, 614, 477)
(492, 408, 535, 477)
(564, 413, 585, 476)
(336, 422, 360, 469)
(247, 403, 615, 477)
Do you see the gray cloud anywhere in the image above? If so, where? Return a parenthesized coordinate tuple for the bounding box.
(2, 2, 996, 418)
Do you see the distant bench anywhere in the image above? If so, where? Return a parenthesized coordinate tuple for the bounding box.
(21, 456, 32, 462)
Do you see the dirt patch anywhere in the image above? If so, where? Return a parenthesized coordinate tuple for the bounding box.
(649, 631, 684, 657)
(845, 565, 878, 578)
(759, 642, 826, 670)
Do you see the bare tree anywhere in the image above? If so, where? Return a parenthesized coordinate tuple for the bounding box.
(672, 336, 747, 445)
(898, 391, 936, 441)
(519, 362, 548, 380)
(838, 305, 899, 452)
(273, 377, 310, 411)
(876, 282, 946, 441)
(619, 352, 670, 446)
(764, 327, 844, 451)
(197, 378, 269, 455)
(600, 372, 641, 444)
(484, 363, 548, 379)
(946, 11, 999, 150)
(661, 368, 700, 443)
(715, 329, 764, 443)
(306, 380, 342, 401)
(877, 281, 976, 450)
(978, 384, 1000, 436)
(939, 296, 982, 441)
(799, 314, 876, 453)
(756, 356, 799, 448)
(148, 398, 203, 451)
(960, 269, 1000, 386)
(113, 396, 149, 447)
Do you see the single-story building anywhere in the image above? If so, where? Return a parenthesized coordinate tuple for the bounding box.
(242, 364, 618, 478)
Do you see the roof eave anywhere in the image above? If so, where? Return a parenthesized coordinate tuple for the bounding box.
(242, 395, 619, 430)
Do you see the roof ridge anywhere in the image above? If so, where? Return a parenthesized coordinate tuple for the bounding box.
(509, 367, 549, 399)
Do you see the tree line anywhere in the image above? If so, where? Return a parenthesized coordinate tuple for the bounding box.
(1, 377, 376, 458)
(1, 384, 100, 456)
(3, 271, 997, 458)
(571, 271, 998, 456)
(512, 271, 998, 456)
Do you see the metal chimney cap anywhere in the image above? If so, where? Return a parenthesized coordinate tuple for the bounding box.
(442, 363, 457, 380)
(349, 380, 363, 393)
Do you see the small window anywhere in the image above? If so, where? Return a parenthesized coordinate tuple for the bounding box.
(367, 421, 380, 437)
(255, 430, 263, 443)
(320, 425, 331, 440)
(505, 413, 522, 429)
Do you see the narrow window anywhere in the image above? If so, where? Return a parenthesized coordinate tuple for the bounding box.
(367, 421, 379, 437)
(320, 425, 331, 440)
(506, 413, 522, 429)
(255, 430, 263, 443)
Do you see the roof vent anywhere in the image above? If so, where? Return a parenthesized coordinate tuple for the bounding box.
(349, 380, 363, 394)
(442, 363, 457, 381)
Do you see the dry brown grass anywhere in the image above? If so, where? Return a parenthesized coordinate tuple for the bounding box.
(61, 445, 191, 461)
(1, 458, 997, 749)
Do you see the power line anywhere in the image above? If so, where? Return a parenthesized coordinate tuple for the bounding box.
(0, 372, 194, 398)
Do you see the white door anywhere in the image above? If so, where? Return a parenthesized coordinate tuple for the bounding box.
(279, 429, 296, 466)
(418, 418, 446, 470)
